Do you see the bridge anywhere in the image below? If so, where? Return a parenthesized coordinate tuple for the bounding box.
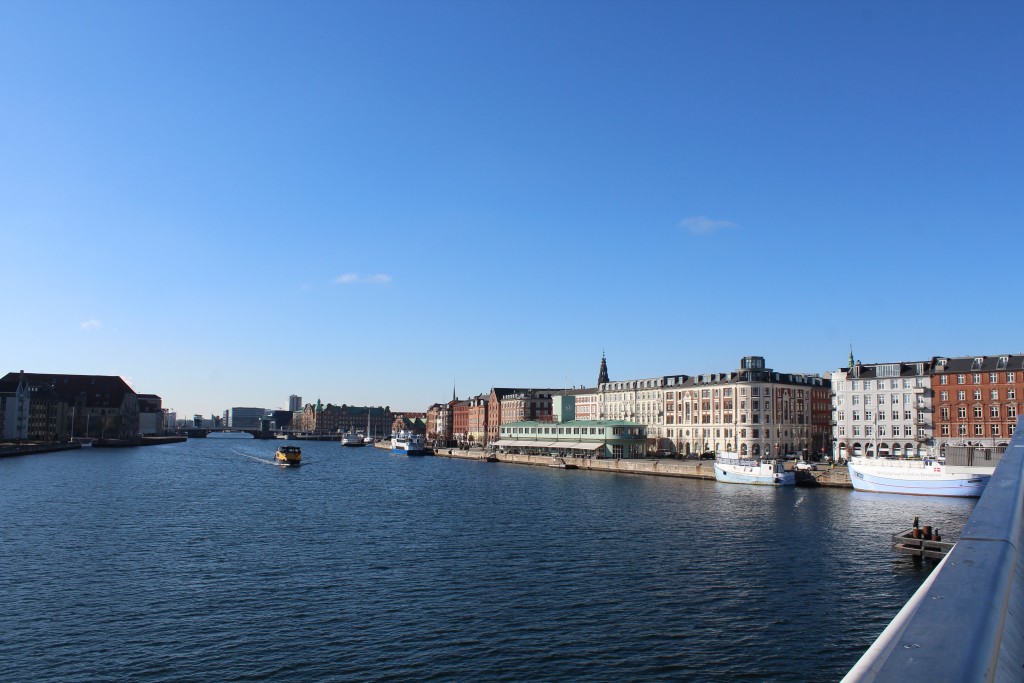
(845, 418, 1024, 681)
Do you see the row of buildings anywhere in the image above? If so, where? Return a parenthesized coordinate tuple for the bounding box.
(427, 351, 1022, 460)
(0, 371, 163, 442)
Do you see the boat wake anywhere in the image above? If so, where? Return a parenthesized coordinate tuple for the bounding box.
(232, 449, 279, 466)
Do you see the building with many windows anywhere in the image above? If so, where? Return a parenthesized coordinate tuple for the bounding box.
(830, 357, 933, 460)
(467, 394, 488, 444)
(486, 387, 561, 444)
(662, 356, 830, 458)
(494, 420, 648, 459)
(930, 354, 1022, 453)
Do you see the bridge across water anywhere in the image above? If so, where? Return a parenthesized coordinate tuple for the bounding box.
(846, 418, 1024, 681)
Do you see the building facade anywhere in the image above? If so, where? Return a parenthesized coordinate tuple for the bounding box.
(831, 359, 932, 460)
(288, 394, 302, 412)
(467, 394, 488, 444)
(660, 357, 830, 457)
(229, 407, 265, 429)
(486, 388, 561, 444)
(930, 354, 1022, 453)
(494, 420, 648, 459)
(297, 400, 393, 436)
(1, 372, 139, 440)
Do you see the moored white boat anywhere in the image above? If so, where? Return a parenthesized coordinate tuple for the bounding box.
(340, 432, 365, 447)
(392, 430, 427, 455)
(207, 431, 254, 439)
(714, 453, 795, 486)
(847, 457, 992, 497)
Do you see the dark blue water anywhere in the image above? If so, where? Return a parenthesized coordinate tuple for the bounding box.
(1, 441, 975, 681)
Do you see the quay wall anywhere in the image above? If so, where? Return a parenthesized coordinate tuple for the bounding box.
(433, 448, 852, 487)
(0, 442, 81, 458)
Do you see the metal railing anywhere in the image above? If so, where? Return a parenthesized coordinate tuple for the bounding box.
(844, 418, 1024, 682)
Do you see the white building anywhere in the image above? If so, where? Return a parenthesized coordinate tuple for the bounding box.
(830, 357, 933, 460)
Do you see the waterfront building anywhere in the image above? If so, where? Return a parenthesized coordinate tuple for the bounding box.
(830, 355, 933, 460)
(0, 376, 30, 440)
(452, 400, 469, 444)
(137, 394, 164, 435)
(930, 354, 1022, 453)
(599, 375, 685, 451)
(229, 407, 265, 430)
(494, 420, 648, 459)
(467, 394, 488, 445)
(392, 414, 426, 435)
(486, 387, 562, 444)
(426, 402, 452, 443)
(297, 400, 394, 436)
(561, 387, 599, 421)
(1, 371, 139, 440)
(288, 394, 302, 412)
(661, 356, 830, 457)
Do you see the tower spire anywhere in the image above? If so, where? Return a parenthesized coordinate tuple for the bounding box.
(452, 381, 456, 402)
(598, 351, 610, 386)
(848, 344, 855, 369)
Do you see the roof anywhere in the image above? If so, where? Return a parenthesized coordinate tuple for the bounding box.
(0, 372, 136, 407)
(503, 419, 646, 428)
(931, 354, 1024, 374)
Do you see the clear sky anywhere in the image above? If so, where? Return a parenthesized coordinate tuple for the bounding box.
(2, 0, 1021, 418)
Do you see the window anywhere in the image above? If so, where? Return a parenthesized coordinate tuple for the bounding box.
(991, 424, 1001, 437)
(865, 426, 874, 436)
(837, 411, 845, 421)
(958, 406, 967, 419)
(974, 424, 984, 436)
(865, 411, 873, 421)
(851, 381, 858, 390)
(878, 394, 886, 405)
(612, 445, 622, 457)
(853, 411, 861, 421)
(940, 375, 948, 385)
(838, 426, 846, 436)
(878, 425, 886, 436)
(853, 426, 861, 436)
(941, 391, 948, 401)
(973, 373, 982, 384)
(991, 373, 999, 383)
(892, 411, 899, 420)
(941, 407, 949, 419)
(973, 405, 983, 418)
(1010, 405, 1018, 419)
(1009, 389, 1017, 400)
(892, 394, 900, 404)
(904, 410, 912, 421)
(1009, 372, 1016, 383)
(1011, 423, 1017, 436)
(957, 374, 965, 384)
(991, 390, 1000, 401)
(852, 395, 860, 405)
(941, 424, 950, 436)
(958, 424, 967, 436)
(905, 425, 914, 437)
(974, 390, 982, 401)
(958, 391, 966, 401)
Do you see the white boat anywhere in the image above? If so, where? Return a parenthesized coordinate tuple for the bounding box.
(392, 430, 427, 455)
(714, 453, 795, 486)
(72, 437, 95, 448)
(847, 457, 993, 497)
(340, 432, 365, 447)
(207, 430, 254, 439)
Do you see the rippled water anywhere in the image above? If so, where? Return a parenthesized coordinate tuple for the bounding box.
(1, 441, 975, 681)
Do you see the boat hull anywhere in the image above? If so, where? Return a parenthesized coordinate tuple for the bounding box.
(847, 460, 990, 497)
(714, 461, 795, 486)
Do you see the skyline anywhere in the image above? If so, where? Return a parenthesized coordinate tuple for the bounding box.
(3, 1, 1022, 418)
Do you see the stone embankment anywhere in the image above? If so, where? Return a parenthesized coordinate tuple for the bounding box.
(434, 448, 853, 488)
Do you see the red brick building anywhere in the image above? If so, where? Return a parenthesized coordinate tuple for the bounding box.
(931, 354, 1022, 452)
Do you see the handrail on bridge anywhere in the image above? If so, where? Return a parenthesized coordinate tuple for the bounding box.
(844, 418, 1024, 682)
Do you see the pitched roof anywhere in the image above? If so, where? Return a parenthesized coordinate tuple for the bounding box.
(0, 372, 136, 407)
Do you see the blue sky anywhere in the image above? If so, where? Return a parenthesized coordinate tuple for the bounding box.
(2, 1, 1021, 418)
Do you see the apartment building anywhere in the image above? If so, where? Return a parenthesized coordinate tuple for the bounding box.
(931, 354, 1022, 452)
(831, 359, 933, 460)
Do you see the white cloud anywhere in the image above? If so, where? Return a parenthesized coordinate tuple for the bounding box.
(334, 273, 392, 285)
(680, 215, 737, 235)
(80, 319, 101, 330)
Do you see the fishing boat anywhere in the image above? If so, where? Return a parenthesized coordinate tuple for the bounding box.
(275, 445, 302, 466)
(392, 430, 427, 455)
(847, 457, 993, 497)
(714, 452, 795, 486)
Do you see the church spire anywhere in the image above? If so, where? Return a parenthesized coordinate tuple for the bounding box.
(848, 344, 855, 369)
(452, 381, 456, 402)
(598, 351, 610, 386)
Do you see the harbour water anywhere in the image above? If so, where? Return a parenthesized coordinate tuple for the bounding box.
(1, 440, 975, 681)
